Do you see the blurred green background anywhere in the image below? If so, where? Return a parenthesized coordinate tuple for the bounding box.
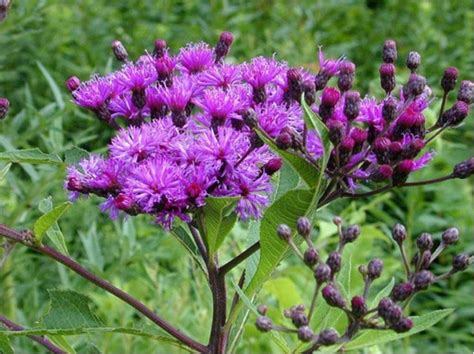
(0, 0, 473, 353)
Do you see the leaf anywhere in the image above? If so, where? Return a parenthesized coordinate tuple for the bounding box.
(33, 202, 71, 243)
(37, 61, 65, 110)
(170, 224, 207, 275)
(345, 309, 455, 350)
(199, 196, 239, 255)
(273, 162, 300, 201)
(38, 197, 70, 255)
(42, 289, 104, 329)
(0, 334, 13, 354)
(49, 335, 76, 354)
(0, 148, 62, 165)
(257, 131, 318, 188)
(370, 277, 395, 308)
(226, 188, 318, 327)
(0, 163, 11, 182)
(64, 147, 90, 165)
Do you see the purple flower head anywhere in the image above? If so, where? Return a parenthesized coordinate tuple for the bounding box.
(178, 42, 214, 74)
(153, 53, 177, 80)
(115, 62, 157, 91)
(198, 64, 241, 88)
(195, 87, 245, 124)
(109, 125, 159, 163)
(318, 47, 344, 76)
(73, 76, 116, 109)
(161, 76, 196, 112)
(233, 174, 272, 220)
(241, 56, 285, 89)
(109, 93, 147, 121)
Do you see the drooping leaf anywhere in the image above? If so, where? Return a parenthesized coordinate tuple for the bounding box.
(198, 196, 239, 255)
(37, 61, 65, 110)
(345, 309, 455, 350)
(33, 202, 71, 243)
(64, 147, 90, 165)
(0, 148, 62, 165)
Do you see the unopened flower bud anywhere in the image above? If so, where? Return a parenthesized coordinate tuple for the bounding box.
(418, 250, 432, 270)
(441, 67, 458, 92)
(406, 51, 421, 72)
(416, 233, 433, 251)
(321, 87, 340, 107)
(215, 31, 234, 63)
(378, 298, 402, 324)
(453, 158, 474, 179)
(358, 265, 368, 277)
(413, 270, 434, 291)
(392, 223, 407, 244)
(333, 216, 343, 226)
(382, 40, 397, 63)
(286, 68, 303, 102)
(153, 39, 167, 58)
(111, 40, 128, 62)
(264, 158, 283, 176)
(371, 164, 393, 182)
(66, 176, 82, 191)
(442, 227, 459, 245)
(255, 316, 273, 332)
(322, 284, 345, 308)
(457, 80, 474, 104)
(0, 97, 10, 120)
(337, 61, 356, 92)
(257, 304, 268, 315)
(406, 73, 426, 97)
(297, 217, 312, 238)
(391, 317, 413, 333)
(114, 193, 134, 210)
(276, 131, 292, 150)
(318, 328, 339, 346)
(351, 295, 367, 318)
(438, 101, 470, 127)
(277, 224, 292, 241)
(379, 63, 396, 94)
(65, 76, 81, 92)
(391, 282, 414, 302)
(297, 326, 314, 342)
(368, 258, 384, 279)
(327, 119, 345, 146)
(315, 263, 332, 284)
(327, 251, 342, 274)
(393, 160, 414, 185)
(342, 224, 361, 244)
(291, 312, 309, 328)
(382, 96, 398, 122)
(303, 81, 316, 105)
(343, 91, 360, 120)
(452, 254, 470, 272)
(304, 248, 319, 267)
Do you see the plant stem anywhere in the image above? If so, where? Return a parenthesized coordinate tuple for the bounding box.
(398, 243, 411, 279)
(189, 223, 209, 264)
(307, 283, 321, 321)
(208, 255, 228, 354)
(0, 224, 207, 353)
(219, 241, 260, 275)
(0, 314, 65, 354)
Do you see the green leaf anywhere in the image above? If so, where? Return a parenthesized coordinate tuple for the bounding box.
(273, 162, 300, 201)
(199, 196, 239, 255)
(345, 309, 455, 350)
(370, 277, 395, 308)
(170, 224, 207, 275)
(0, 163, 11, 182)
(257, 131, 318, 188)
(42, 290, 104, 329)
(0, 148, 62, 165)
(0, 334, 13, 354)
(49, 335, 76, 354)
(37, 61, 65, 110)
(33, 202, 71, 243)
(38, 197, 70, 255)
(64, 147, 90, 165)
(226, 188, 318, 327)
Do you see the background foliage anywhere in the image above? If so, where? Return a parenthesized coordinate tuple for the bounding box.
(0, 0, 473, 352)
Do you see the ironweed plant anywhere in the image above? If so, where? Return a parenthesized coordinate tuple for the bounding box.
(0, 32, 472, 353)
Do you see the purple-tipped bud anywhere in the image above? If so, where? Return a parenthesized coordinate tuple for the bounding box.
(389, 141, 403, 159)
(66, 176, 82, 191)
(318, 328, 339, 346)
(452, 254, 470, 272)
(322, 284, 345, 308)
(264, 158, 283, 176)
(339, 136, 355, 154)
(438, 100, 470, 127)
(442, 227, 459, 245)
(321, 87, 340, 107)
(303, 80, 316, 106)
(358, 264, 368, 276)
(382, 40, 397, 63)
(392, 317, 413, 333)
(351, 296, 367, 318)
(406, 51, 421, 72)
(327, 251, 342, 274)
(255, 316, 273, 332)
(416, 233, 433, 251)
(441, 67, 458, 92)
(343, 91, 361, 120)
(342, 224, 361, 244)
(391, 282, 414, 302)
(392, 223, 407, 244)
(315, 263, 332, 284)
(406, 74, 426, 97)
(153, 39, 167, 58)
(276, 131, 293, 150)
(393, 159, 414, 185)
(0, 97, 10, 120)
(297, 217, 312, 238)
(215, 31, 234, 63)
(413, 270, 434, 291)
(333, 216, 343, 226)
(382, 96, 398, 122)
(453, 158, 474, 179)
(418, 250, 432, 270)
(368, 258, 384, 279)
(379, 63, 396, 94)
(111, 40, 128, 62)
(65, 76, 81, 92)
(297, 326, 314, 342)
(457, 80, 474, 104)
(257, 304, 268, 315)
(350, 127, 368, 145)
(372, 164, 393, 182)
(378, 297, 402, 324)
(277, 224, 292, 241)
(291, 312, 309, 328)
(304, 248, 319, 267)
(314, 72, 331, 91)
(339, 60, 356, 75)
(327, 119, 345, 145)
(114, 193, 134, 210)
(337, 61, 356, 92)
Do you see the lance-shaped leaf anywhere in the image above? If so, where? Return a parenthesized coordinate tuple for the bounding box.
(0, 148, 62, 165)
(64, 147, 90, 165)
(0, 163, 11, 182)
(34, 202, 71, 244)
(198, 196, 239, 255)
